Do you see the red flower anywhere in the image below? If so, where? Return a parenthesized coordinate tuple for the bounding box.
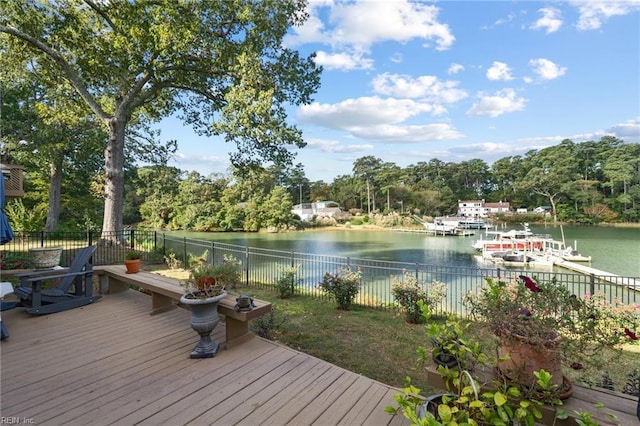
(519, 275, 542, 293)
(624, 328, 638, 340)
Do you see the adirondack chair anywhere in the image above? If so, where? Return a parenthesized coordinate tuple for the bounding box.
(14, 245, 100, 315)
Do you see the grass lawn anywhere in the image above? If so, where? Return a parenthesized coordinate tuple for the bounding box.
(153, 267, 640, 396)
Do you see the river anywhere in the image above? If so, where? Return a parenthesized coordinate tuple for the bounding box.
(168, 224, 640, 278)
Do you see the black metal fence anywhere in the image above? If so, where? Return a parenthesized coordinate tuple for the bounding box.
(2, 230, 639, 315)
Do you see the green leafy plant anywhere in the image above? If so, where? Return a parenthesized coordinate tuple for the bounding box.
(622, 368, 640, 396)
(250, 307, 286, 340)
(422, 307, 484, 372)
(318, 267, 362, 310)
(183, 254, 241, 298)
(125, 250, 141, 260)
(386, 307, 556, 426)
(4, 199, 47, 234)
(464, 275, 639, 372)
(163, 249, 183, 270)
(391, 272, 446, 323)
(275, 265, 298, 299)
(0, 251, 32, 270)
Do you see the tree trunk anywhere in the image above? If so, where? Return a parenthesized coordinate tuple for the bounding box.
(101, 117, 126, 245)
(44, 159, 62, 232)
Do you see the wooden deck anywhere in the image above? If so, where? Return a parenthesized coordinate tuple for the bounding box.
(1, 290, 407, 426)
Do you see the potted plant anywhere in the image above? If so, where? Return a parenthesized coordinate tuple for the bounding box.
(391, 271, 446, 323)
(124, 250, 141, 274)
(464, 275, 639, 396)
(179, 257, 235, 359)
(387, 308, 556, 426)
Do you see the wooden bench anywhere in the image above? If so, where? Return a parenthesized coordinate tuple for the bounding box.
(94, 265, 271, 349)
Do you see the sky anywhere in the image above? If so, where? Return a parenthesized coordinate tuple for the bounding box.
(159, 0, 640, 183)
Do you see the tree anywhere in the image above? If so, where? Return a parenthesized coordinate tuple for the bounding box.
(353, 156, 383, 213)
(1, 0, 321, 243)
(515, 140, 580, 222)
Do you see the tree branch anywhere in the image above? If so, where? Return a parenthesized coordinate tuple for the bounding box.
(0, 25, 109, 122)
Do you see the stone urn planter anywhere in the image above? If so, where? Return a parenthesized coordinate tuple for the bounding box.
(180, 291, 227, 359)
(29, 246, 63, 269)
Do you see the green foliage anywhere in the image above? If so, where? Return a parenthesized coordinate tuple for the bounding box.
(125, 250, 141, 260)
(386, 314, 556, 426)
(391, 272, 446, 323)
(2, 0, 321, 237)
(318, 267, 362, 310)
(0, 251, 32, 270)
(622, 368, 640, 396)
(250, 307, 286, 340)
(188, 254, 242, 291)
(275, 265, 298, 299)
(348, 217, 364, 226)
(164, 250, 184, 270)
(465, 276, 640, 372)
(4, 199, 47, 231)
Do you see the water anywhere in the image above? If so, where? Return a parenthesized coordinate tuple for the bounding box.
(169, 224, 640, 278)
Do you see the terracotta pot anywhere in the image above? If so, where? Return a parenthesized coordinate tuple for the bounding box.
(124, 259, 141, 274)
(497, 330, 563, 389)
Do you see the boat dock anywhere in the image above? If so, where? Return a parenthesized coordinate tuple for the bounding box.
(527, 254, 640, 289)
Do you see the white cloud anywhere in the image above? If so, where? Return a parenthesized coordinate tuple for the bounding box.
(371, 73, 468, 104)
(449, 142, 526, 156)
(607, 117, 640, 141)
(486, 61, 514, 81)
(467, 89, 527, 117)
(495, 12, 517, 26)
(530, 7, 563, 33)
(298, 96, 440, 129)
(528, 58, 567, 80)
(448, 63, 464, 74)
(314, 50, 374, 70)
(285, 0, 455, 56)
(349, 123, 463, 142)
(571, 1, 640, 30)
(305, 138, 374, 154)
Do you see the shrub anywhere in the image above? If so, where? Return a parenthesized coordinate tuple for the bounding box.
(275, 266, 298, 299)
(391, 272, 447, 323)
(0, 252, 32, 270)
(250, 307, 286, 340)
(164, 250, 183, 270)
(318, 267, 362, 310)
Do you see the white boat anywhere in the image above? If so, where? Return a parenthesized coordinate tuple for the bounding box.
(423, 217, 474, 236)
(456, 218, 489, 229)
(423, 218, 459, 235)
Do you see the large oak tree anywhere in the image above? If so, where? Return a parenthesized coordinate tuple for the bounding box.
(1, 0, 320, 243)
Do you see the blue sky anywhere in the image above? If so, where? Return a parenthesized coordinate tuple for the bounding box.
(161, 0, 640, 183)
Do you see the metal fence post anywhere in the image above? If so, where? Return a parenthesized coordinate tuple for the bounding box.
(244, 246, 250, 286)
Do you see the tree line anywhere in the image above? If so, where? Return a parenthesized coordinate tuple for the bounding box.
(4, 136, 639, 232)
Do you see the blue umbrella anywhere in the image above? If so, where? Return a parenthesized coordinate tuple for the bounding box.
(1, 172, 14, 245)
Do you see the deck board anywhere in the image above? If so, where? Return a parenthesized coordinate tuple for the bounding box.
(1, 289, 407, 426)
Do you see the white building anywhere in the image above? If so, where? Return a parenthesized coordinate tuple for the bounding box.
(458, 199, 510, 217)
(292, 201, 342, 221)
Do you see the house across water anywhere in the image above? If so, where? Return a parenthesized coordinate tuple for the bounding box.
(292, 201, 342, 221)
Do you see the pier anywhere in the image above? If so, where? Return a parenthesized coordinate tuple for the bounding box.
(541, 256, 640, 289)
